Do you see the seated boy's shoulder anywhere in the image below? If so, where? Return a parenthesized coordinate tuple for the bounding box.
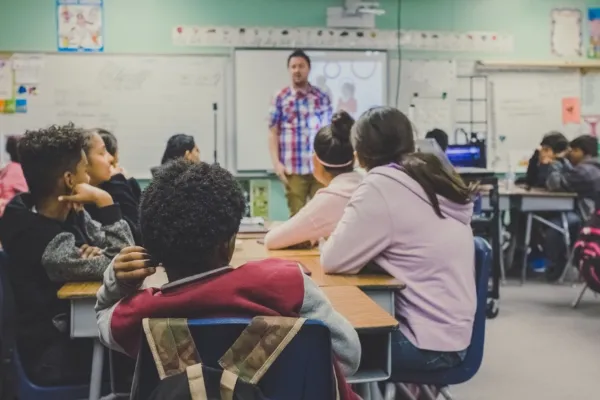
(237, 258, 304, 278)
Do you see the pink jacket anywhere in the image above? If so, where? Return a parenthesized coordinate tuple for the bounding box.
(321, 166, 476, 352)
(264, 172, 363, 250)
(0, 162, 27, 216)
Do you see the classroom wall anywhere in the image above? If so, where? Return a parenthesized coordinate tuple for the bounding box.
(0, 0, 596, 219)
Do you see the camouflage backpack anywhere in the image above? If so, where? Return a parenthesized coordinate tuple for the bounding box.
(140, 316, 340, 400)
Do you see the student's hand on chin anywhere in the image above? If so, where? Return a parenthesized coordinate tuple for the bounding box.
(58, 183, 113, 208)
(114, 246, 157, 282)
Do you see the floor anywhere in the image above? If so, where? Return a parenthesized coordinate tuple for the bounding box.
(453, 280, 600, 400)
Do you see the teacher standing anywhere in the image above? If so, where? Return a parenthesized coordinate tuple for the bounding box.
(268, 49, 333, 216)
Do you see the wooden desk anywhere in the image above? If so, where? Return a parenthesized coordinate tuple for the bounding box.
(233, 239, 320, 259)
(321, 286, 397, 331)
(58, 282, 397, 332)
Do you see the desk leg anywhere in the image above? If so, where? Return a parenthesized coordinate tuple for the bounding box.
(521, 213, 533, 284)
(558, 212, 573, 284)
(89, 338, 105, 400)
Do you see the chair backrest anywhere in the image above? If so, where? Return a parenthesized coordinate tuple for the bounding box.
(134, 318, 336, 400)
(391, 236, 491, 385)
(458, 236, 491, 377)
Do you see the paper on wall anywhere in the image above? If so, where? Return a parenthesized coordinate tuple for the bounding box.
(0, 59, 13, 99)
(11, 55, 45, 85)
(551, 9, 583, 57)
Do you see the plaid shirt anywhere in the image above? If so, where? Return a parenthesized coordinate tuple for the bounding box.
(269, 85, 333, 175)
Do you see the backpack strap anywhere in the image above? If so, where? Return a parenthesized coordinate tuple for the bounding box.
(219, 316, 306, 385)
(142, 318, 201, 379)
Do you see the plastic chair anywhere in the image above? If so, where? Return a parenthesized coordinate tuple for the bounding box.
(385, 236, 491, 400)
(133, 318, 336, 400)
(0, 250, 90, 400)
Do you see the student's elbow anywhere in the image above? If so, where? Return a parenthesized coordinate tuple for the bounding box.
(263, 230, 283, 250)
(339, 330, 361, 376)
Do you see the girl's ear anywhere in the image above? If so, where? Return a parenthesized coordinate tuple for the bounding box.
(184, 150, 191, 161)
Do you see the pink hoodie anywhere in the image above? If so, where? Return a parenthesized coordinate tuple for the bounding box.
(321, 165, 476, 352)
(264, 171, 363, 250)
(0, 162, 27, 216)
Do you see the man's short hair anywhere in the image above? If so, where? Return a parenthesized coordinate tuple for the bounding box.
(540, 131, 569, 154)
(140, 160, 246, 274)
(287, 49, 311, 68)
(19, 123, 84, 200)
(425, 129, 449, 151)
(570, 135, 598, 157)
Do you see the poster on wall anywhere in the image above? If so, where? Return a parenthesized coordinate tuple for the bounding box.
(250, 180, 270, 219)
(57, 0, 104, 52)
(551, 9, 582, 57)
(589, 7, 600, 58)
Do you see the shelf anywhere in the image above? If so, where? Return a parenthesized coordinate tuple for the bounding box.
(477, 59, 600, 70)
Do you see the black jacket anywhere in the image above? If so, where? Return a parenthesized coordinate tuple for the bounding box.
(86, 174, 142, 244)
(0, 194, 133, 368)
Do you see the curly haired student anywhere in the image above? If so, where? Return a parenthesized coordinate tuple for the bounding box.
(0, 124, 134, 385)
(96, 160, 361, 399)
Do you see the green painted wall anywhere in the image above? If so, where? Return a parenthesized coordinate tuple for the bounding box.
(0, 0, 596, 219)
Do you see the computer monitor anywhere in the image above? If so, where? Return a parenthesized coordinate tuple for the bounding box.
(446, 144, 486, 168)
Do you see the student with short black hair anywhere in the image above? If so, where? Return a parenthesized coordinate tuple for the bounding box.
(425, 128, 449, 152)
(321, 107, 477, 381)
(543, 135, 600, 278)
(525, 131, 569, 188)
(84, 129, 142, 244)
(0, 123, 134, 385)
(96, 160, 361, 399)
(0, 136, 27, 216)
(264, 111, 362, 249)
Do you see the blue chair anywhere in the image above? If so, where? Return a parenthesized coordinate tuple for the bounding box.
(385, 236, 491, 400)
(0, 250, 90, 400)
(134, 318, 336, 400)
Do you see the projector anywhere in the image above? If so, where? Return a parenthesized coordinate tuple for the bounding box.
(327, 0, 385, 28)
(347, 1, 386, 16)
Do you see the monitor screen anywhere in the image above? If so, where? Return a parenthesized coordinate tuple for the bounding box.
(446, 145, 485, 168)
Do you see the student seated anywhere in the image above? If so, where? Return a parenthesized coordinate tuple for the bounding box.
(151, 133, 200, 177)
(542, 135, 600, 279)
(84, 128, 142, 244)
(95, 160, 361, 399)
(98, 129, 142, 201)
(264, 111, 362, 249)
(425, 128, 449, 152)
(0, 136, 27, 216)
(0, 124, 134, 386)
(546, 135, 600, 217)
(320, 107, 476, 375)
(524, 131, 569, 188)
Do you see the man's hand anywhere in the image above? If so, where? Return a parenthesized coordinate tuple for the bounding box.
(59, 183, 113, 208)
(113, 246, 157, 282)
(79, 244, 103, 259)
(274, 162, 289, 186)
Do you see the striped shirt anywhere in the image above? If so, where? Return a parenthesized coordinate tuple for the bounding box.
(269, 85, 333, 175)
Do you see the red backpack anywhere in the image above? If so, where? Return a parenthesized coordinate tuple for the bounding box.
(573, 209, 600, 293)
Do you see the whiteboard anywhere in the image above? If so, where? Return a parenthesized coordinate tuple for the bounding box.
(0, 54, 227, 178)
(388, 59, 457, 137)
(234, 50, 387, 171)
(490, 70, 582, 171)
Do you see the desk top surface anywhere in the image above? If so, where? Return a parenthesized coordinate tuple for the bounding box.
(321, 286, 398, 330)
(482, 184, 577, 198)
(57, 282, 397, 330)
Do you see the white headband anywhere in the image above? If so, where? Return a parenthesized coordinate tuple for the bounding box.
(315, 154, 354, 168)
